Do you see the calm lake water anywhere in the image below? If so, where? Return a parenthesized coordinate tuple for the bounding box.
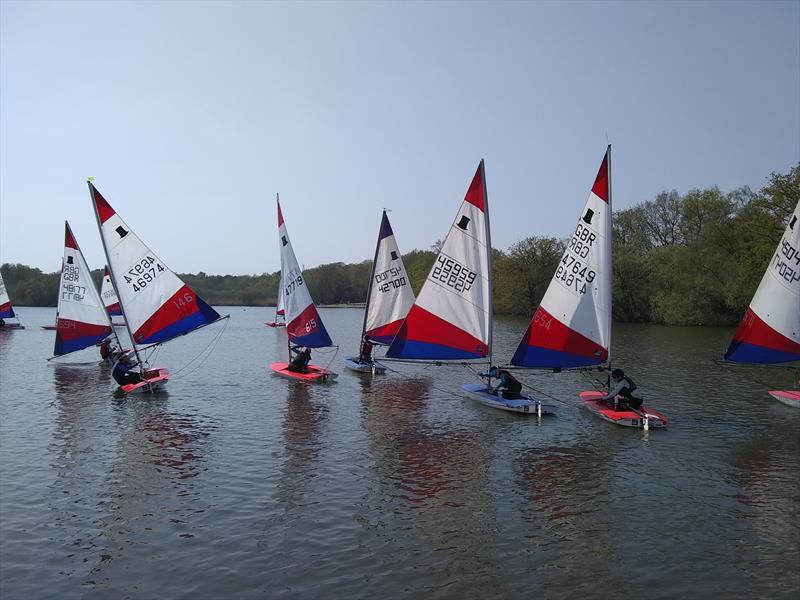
(1, 307, 798, 599)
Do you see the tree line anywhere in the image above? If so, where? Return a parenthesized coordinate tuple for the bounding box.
(3, 163, 797, 325)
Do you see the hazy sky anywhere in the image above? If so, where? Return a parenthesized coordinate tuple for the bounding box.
(1, 0, 798, 276)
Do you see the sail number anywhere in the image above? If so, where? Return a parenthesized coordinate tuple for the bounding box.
(61, 283, 86, 302)
(432, 255, 477, 293)
(304, 317, 317, 333)
(285, 274, 304, 296)
(375, 266, 407, 293)
(556, 254, 596, 295)
(568, 223, 597, 260)
(773, 239, 800, 284)
(532, 307, 553, 331)
(123, 256, 165, 293)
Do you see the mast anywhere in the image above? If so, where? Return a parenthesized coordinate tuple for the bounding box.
(88, 181, 146, 373)
(606, 144, 613, 368)
(482, 160, 493, 369)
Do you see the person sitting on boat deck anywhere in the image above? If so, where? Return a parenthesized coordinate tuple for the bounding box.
(601, 368, 642, 410)
(359, 336, 374, 364)
(99, 338, 120, 361)
(481, 366, 523, 400)
(288, 346, 312, 374)
(112, 351, 144, 386)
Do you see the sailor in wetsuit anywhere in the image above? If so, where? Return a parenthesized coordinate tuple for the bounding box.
(287, 346, 312, 374)
(601, 368, 642, 410)
(112, 351, 143, 386)
(481, 366, 523, 400)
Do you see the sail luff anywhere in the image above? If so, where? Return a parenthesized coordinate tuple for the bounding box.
(482, 159, 494, 367)
(605, 145, 613, 367)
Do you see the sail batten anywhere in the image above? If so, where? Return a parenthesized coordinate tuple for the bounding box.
(725, 200, 800, 364)
(89, 182, 222, 348)
(53, 221, 114, 356)
(511, 147, 612, 369)
(387, 161, 491, 360)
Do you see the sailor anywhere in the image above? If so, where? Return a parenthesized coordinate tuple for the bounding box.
(288, 346, 312, 374)
(480, 366, 523, 400)
(359, 336, 374, 364)
(601, 368, 642, 410)
(99, 338, 120, 361)
(112, 351, 143, 386)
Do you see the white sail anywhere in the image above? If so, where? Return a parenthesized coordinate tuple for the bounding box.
(89, 182, 222, 346)
(53, 222, 113, 356)
(363, 210, 415, 345)
(512, 146, 612, 368)
(726, 200, 800, 363)
(387, 161, 492, 359)
(277, 195, 332, 347)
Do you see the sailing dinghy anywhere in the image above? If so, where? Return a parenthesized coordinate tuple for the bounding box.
(269, 195, 338, 383)
(724, 199, 800, 408)
(89, 181, 227, 394)
(265, 273, 287, 327)
(511, 146, 665, 428)
(383, 161, 549, 414)
(49, 221, 119, 359)
(0, 270, 24, 329)
(344, 210, 415, 374)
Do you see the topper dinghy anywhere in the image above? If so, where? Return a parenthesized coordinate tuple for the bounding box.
(382, 161, 553, 414)
(89, 181, 227, 394)
(344, 210, 415, 374)
(511, 146, 664, 427)
(269, 195, 337, 382)
(724, 199, 800, 407)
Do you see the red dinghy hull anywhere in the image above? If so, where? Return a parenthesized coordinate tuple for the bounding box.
(270, 362, 337, 383)
(769, 390, 800, 408)
(120, 367, 170, 394)
(580, 391, 668, 429)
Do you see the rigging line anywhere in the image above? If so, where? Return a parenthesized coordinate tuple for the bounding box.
(516, 376, 582, 410)
(322, 346, 339, 370)
(379, 362, 472, 403)
(171, 318, 230, 379)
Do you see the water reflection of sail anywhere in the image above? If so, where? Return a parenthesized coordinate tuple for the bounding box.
(360, 377, 503, 594)
(48, 364, 116, 582)
(277, 383, 329, 506)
